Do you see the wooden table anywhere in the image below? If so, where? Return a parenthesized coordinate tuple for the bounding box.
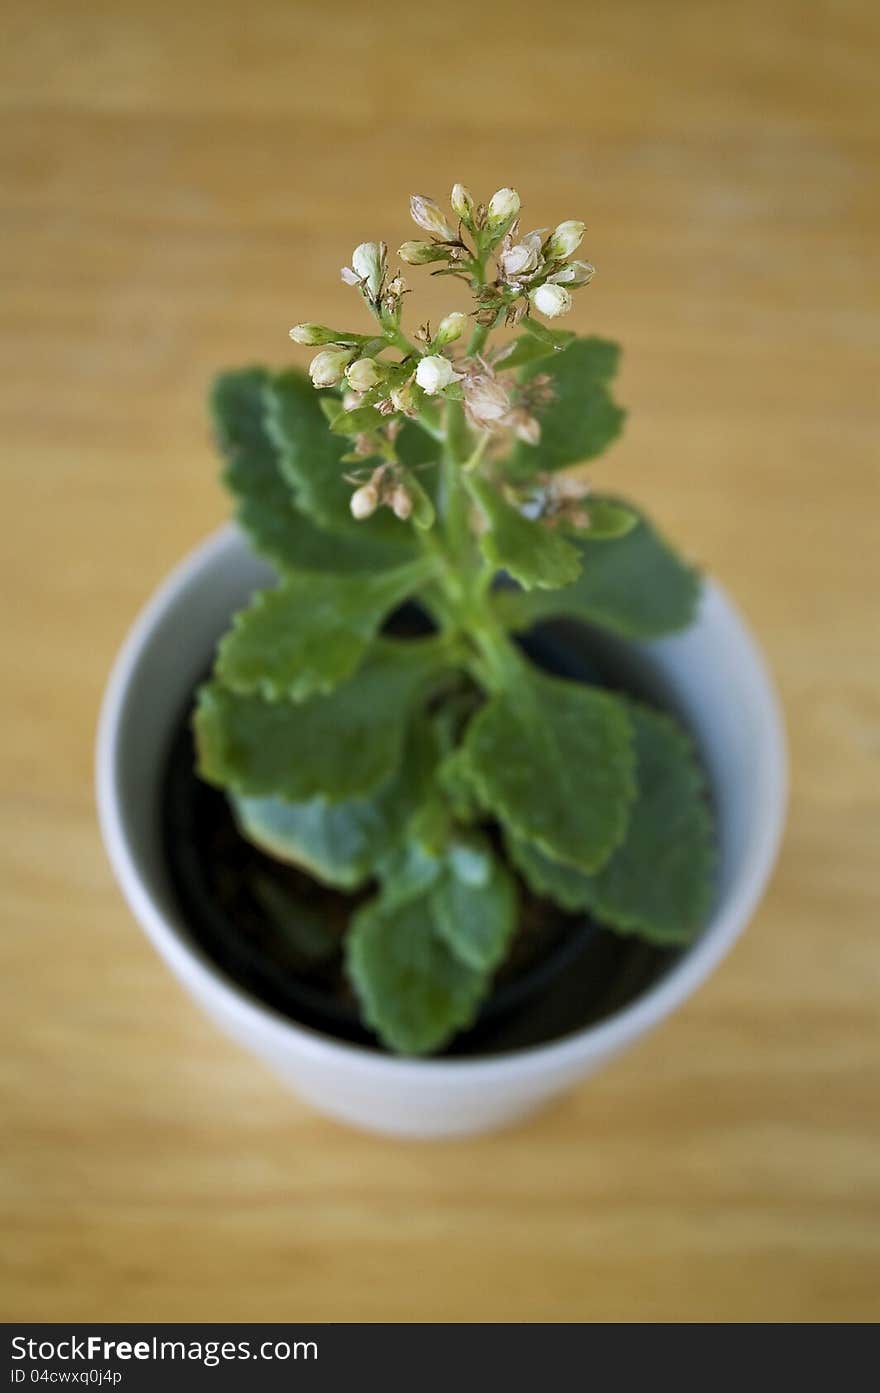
(2, 0, 878, 1323)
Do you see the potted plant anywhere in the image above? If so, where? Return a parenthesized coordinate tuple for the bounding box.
(97, 184, 786, 1136)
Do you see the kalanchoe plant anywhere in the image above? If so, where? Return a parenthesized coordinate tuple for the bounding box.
(194, 184, 714, 1055)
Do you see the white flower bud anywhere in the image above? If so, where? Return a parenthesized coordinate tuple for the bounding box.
(289, 323, 345, 346)
(435, 311, 467, 346)
(544, 220, 585, 260)
(345, 357, 382, 392)
(548, 259, 595, 287)
(409, 195, 455, 240)
(487, 187, 521, 226)
(349, 241, 386, 298)
(390, 485, 413, 521)
(398, 240, 450, 265)
(350, 483, 379, 519)
(309, 346, 355, 388)
(530, 283, 573, 318)
(415, 355, 458, 395)
(450, 184, 475, 220)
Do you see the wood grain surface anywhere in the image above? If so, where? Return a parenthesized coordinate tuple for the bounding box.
(1, 0, 878, 1323)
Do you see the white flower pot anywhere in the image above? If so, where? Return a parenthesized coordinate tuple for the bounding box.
(96, 526, 786, 1138)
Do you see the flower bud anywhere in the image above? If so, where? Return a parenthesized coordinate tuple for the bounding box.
(415, 355, 458, 395)
(487, 187, 520, 227)
(435, 311, 467, 345)
(544, 220, 585, 260)
(450, 183, 475, 220)
(530, 283, 573, 318)
(345, 357, 383, 392)
(289, 323, 346, 346)
(349, 241, 386, 299)
(409, 194, 455, 240)
(350, 483, 379, 519)
(309, 346, 356, 388)
(548, 259, 595, 287)
(398, 240, 450, 265)
(390, 485, 413, 521)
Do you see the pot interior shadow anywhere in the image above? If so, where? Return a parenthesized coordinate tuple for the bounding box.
(161, 614, 709, 1057)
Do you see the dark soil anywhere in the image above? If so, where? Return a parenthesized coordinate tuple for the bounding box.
(160, 618, 685, 1055)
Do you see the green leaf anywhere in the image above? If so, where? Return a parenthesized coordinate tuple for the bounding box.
(572, 498, 637, 541)
(507, 337, 626, 479)
(497, 499, 700, 639)
(459, 663, 636, 873)
(215, 559, 433, 702)
(506, 703, 715, 944)
(232, 719, 440, 890)
(195, 638, 446, 803)
(432, 840, 517, 972)
(520, 319, 578, 352)
(346, 889, 488, 1055)
(249, 725, 435, 889)
(466, 473, 582, 591)
(498, 324, 577, 372)
(328, 404, 386, 436)
(210, 368, 410, 575)
(265, 369, 416, 548)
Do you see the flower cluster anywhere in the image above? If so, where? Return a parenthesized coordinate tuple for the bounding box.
(288, 185, 595, 521)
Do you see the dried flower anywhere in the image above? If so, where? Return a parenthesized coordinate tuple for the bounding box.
(544, 220, 585, 260)
(309, 346, 357, 388)
(463, 371, 511, 431)
(499, 240, 540, 279)
(487, 187, 521, 227)
(389, 378, 421, 417)
(345, 357, 383, 392)
(435, 312, 467, 346)
(530, 283, 573, 318)
(350, 482, 379, 519)
(415, 355, 460, 395)
(548, 259, 595, 287)
(410, 195, 455, 240)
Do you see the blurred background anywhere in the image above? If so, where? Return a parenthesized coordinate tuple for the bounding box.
(2, 0, 878, 1321)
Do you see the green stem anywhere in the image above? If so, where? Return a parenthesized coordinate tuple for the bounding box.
(467, 322, 490, 356)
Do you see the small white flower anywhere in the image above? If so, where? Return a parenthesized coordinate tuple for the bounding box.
(450, 184, 475, 220)
(350, 483, 379, 519)
(309, 346, 356, 388)
(544, 220, 585, 260)
(435, 312, 467, 346)
(345, 357, 382, 392)
(548, 259, 595, 287)
(487, 187, 520, 226)
(409, 195, 455, 240)
(530, 283, 573, 318)
(415, 355, 460, 395)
